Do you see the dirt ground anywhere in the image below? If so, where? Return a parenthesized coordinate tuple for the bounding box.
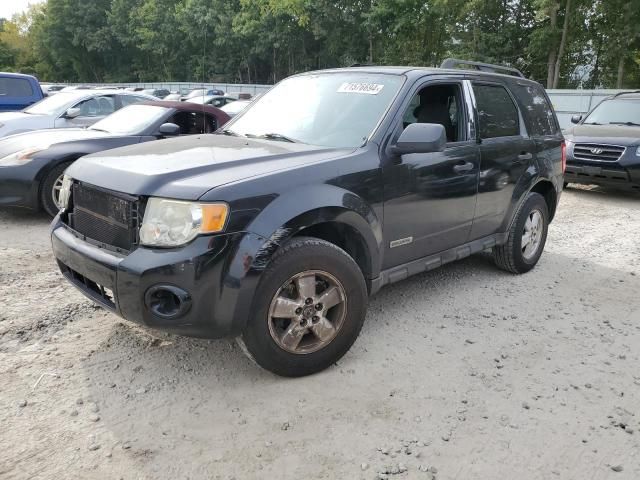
(1, 185, 639, 480)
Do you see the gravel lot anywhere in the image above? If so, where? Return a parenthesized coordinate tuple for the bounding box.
(1, 185, 639, 480)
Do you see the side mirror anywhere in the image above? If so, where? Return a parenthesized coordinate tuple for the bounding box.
(393, 123, 447, 155)
(158, 123, 180, 136)
(64, 107, 81, 119)
(570, 114, 582, 124)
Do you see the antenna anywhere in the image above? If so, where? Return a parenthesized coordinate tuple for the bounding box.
(201, 25, 206, 133)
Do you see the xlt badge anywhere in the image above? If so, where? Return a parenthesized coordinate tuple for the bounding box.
(390, 237, 413, 248)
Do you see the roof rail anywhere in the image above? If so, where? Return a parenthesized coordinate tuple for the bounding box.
(440, 58, 525, 78)
(613, 90, 640, 98)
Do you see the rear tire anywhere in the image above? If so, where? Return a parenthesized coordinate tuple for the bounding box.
(40, 162, 72, 217)
(239, 236, 368, 377)
(493, 192, 549, 274)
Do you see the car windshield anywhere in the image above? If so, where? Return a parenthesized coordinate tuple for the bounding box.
(23, 92, 81, 115)
(186, 96, 214, 104)
(583, 99, 640, 126)
(89, 104, 168, 134)
(227, 73, 404, 148)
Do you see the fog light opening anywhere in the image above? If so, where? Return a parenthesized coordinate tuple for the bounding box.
(144, 285, 192, 319)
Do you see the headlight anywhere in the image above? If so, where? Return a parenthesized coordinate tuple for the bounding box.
(0, 145, 51, 166)
(139, 198, 229, 247)
(58, 175, 73, 211)
(636, 146, 640, 157)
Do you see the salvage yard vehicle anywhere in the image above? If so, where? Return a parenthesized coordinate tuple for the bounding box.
(185, 95, 237, 108)
(51, 60, 564, 377)
(564, 91, 640, 191)
(0, 90, 156, 138)
(0, 72, 44, 112)
(0, 101, 229, 216)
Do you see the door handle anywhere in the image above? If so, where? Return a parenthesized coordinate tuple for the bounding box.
(453, 161, 474, 173)
(517, 152, 533, 162)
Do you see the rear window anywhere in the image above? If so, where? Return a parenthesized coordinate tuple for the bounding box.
(513, 84, 559, 136)
(0, 77, 34, 97)
(473, 84, 520, 138)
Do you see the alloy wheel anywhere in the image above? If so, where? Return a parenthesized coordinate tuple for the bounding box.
(521, 209, 543, 260)
(51, 173, 65, 210)
(267, 270, 347, 354)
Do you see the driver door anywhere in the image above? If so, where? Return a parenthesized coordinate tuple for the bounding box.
(382, 79, 480, 268)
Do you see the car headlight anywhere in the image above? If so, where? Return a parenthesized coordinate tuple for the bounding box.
(58, 175, 73, 211)
(139, 198, 229, 247)
(636, 146, 640, 157)
(0, 145, 51, 166)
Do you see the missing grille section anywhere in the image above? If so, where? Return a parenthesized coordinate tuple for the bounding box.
(60, 262, 116, 310)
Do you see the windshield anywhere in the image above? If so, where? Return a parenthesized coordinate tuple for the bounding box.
(583, 99, 640, 126)
(186, 96, 213, 105)
(226, 73, 404, 147)
(24, 93, 80, 115)
(89, 104, 168, 134)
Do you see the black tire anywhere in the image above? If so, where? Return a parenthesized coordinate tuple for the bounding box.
(40, 162, 72, 217)
(238, 236, 368, 377)
(493, 192, 549, 274)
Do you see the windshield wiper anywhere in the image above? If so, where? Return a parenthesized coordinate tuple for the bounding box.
(583, 122, 601, 125)
(246, 132, 300, 143)
(608, 121, 640, 127)
(89, 127, 109, 133)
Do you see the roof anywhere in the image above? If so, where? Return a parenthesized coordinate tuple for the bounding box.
(0, 71, 39, 80)
(141, 100, 231, 122)
(299, 66, 541, 85)
(612, 91, 640, 99)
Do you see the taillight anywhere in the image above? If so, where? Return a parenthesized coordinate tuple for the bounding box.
(561, 141, 566, 173)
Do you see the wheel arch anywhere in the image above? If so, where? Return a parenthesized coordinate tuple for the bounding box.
(530, 179, 558, 222)
(246, 185, 383, 287)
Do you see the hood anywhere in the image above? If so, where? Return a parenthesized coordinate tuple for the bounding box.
(0, 128, 112, 158)
(67, 134, 352, 199)
(564, 123, 640, 147)
(0, 111, 30, 123)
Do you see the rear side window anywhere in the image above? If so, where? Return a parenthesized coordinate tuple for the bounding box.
(473, 84, 520, 138)
(0, 77, 34, 97)
(513, 84, 558, 136)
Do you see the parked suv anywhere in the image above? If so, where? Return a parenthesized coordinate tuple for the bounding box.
(564, 91, 640, 190)
(0, 72, 44, 112)
(51, 60, 564, 376)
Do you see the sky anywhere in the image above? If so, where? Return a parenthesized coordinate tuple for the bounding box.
(0, 0, 44, 20)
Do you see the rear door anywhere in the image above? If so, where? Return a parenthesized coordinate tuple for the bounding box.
(468, 80, 536, 240)
(382, 78, 480, 268)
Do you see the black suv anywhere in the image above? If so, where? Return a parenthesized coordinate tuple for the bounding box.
(51, 60, 564, 376)
(564, 91, 640, 190)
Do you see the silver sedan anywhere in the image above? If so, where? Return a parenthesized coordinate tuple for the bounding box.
(0, 90, 157, 138)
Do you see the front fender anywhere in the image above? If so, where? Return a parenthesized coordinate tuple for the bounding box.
(220, 184, 382, 333)
(246, 183, 382, 275)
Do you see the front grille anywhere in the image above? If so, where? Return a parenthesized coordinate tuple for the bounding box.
(573, 143, 625, 162)
(68, 182, 139, 252)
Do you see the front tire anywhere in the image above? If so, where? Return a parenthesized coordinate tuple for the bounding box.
(239, 236, 368, 377)
(40, 162, 72, 217)
(493, 192, 549, 274)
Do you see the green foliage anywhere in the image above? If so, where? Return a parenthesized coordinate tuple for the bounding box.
(0, 0, 637, 87)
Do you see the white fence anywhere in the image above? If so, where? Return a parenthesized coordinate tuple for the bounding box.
(73, 82, 272, 96)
